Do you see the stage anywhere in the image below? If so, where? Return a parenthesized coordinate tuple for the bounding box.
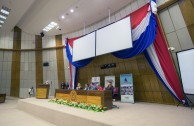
(17, 98, 194, 126)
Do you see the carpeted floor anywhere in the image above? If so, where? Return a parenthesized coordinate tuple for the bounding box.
(1, 97, 194, 126)
(18, 97, 194, 126)
(0, 97, 56, 126)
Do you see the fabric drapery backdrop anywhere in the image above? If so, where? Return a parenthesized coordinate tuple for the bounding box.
(144, 16, 184, 103)
(65, 1, 185, 103)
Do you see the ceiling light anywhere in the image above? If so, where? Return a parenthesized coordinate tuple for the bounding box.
(42, 21, 57, 32)
(48, 24, 55, 28)
(70, 9, 74, 13)
(0, 20, 4, 24)
(0, 15, 6, 20)
(1, 9, 9, 15)
(61, 15, 65, 19)
(50, 22, 57, 26)
(43, 28, 49, 32)
(45, 26, 52, 30)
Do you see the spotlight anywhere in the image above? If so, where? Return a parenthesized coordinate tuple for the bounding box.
(70, 9, 74, 13)
(61, 15, 65, 19)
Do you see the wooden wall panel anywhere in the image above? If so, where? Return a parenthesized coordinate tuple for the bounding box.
(35, 35, 43, 85)
(77, 53, 178, 105)
(55, 35, 65, 87)
(179, 0, 194, 44)
(10, 26, 21, 97)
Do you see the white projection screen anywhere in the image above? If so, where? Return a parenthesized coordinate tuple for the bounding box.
(96, 17, 132, 56)
(177, 48, 194, 94)
(72, 32, 95, 62)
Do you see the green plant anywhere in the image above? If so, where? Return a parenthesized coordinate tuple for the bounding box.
(48, 98, 106, 112)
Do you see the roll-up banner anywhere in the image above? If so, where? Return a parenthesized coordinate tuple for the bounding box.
(120, 74, 134, 103)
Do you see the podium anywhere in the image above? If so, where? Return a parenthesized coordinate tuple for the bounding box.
(0, 94, 6, 103)
(36, 84, 50, 99)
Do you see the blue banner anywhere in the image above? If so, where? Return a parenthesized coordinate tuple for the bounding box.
(120, 74, 134, 103)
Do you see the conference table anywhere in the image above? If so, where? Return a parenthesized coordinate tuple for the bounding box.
(55, 89, 113, 108)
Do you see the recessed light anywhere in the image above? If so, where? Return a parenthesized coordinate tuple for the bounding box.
(48, 24, 55, 28)
(0, 20, 4, 24)
(1, 9, 9, 15)
(61, 15, 65, 19)
(43, 28, 49, 32)
(0, 15, 6, 20)
(50, 22, 57, 26)
(70, 9, 74, 13)
(45, 26, 52, 30)
(42, 21, 58, 32)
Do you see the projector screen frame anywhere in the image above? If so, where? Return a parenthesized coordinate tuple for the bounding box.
(72, 31, 96, 62)
(95, 16, 133, 57)
(72, 16, 133, 62)
(176, 48, 194, 95)
(176, 48, 194, 107)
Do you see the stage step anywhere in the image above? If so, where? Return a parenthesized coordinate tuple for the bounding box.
(17, 98, 109, 126)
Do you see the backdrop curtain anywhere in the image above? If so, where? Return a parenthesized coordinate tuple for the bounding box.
(65, 1, 185, 103)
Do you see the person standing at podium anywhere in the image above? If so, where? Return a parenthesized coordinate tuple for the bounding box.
(84, 84, 89, 90)
(61, 81, 66, 89)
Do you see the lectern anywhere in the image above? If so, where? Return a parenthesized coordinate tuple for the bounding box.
(36, 84, 50, 99)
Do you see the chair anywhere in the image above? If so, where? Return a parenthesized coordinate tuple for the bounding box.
(113, 87, 119, 99)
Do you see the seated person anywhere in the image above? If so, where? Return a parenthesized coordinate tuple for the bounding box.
(84, 83, 89, 90)
(76, 83, 83, 90)
(96, 84, 103, 91)
(65, 82, 69, 89)
(89, 83, 97, 90)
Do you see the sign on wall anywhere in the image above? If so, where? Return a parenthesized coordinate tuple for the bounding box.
(120, 74, 134, 103)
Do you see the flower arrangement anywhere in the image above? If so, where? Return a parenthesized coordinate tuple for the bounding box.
(48, 98, 107, 112)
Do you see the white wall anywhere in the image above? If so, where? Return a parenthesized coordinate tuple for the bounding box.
(158, 3, 194, 71)
(0, 31, 13, 49)
(42, 36, 58, 96)
(0, 51, 12, 95)
(20, 32, 36, 98)
(21, 31, 35, 49)
(0, 31, 13, 95)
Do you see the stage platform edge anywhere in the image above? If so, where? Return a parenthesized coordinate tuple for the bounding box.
(17, 98, 110, 126)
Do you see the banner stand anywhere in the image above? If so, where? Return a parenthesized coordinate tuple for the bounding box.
(120, 74, 134, 103)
